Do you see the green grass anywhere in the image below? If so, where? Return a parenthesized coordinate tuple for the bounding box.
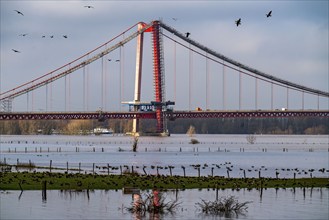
(1, 172, 328, 190)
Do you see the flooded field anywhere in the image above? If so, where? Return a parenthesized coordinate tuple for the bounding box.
(1, 134, 328, 178)
(1, 134, 328, 219)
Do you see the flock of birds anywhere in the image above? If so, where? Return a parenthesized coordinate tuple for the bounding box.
(236, 10, 272, 27)
(11, 7, 95, 53)
(185, 10, 272, 38)
(11, 8, 272, 53)
(180, 10, 272, 39)
(91, 162, 328, 179)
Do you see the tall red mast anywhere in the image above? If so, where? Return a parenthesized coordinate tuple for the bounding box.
(151, 21, 166, 133)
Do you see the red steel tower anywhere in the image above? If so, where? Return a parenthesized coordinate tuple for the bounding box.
(151, 21, 166, 133)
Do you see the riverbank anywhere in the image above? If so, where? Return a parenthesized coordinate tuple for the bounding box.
(1, 172, 328, 190)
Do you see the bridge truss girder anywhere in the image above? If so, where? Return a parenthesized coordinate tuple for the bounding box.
(168, 110, 329, 119)
(1, 110, 328, 121)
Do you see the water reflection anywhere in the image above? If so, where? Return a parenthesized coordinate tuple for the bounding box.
(59, 189, 92, 201)
(128, 189, 178, 220)
(18, 190, 23, 200)
(1, 188, 328, 219)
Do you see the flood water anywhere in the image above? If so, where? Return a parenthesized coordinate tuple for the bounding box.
(1, 134, 329, 219)
(1, 188, 328, 219)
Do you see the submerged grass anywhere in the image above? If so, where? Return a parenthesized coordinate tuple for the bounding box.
(196, 196, 251, 217)
(0, 172, 328, 190)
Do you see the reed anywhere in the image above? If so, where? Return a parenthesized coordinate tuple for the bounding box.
(196, 196, 251, 217)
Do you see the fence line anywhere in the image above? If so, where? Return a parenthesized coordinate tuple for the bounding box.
(1, 158, 327, 179)
(2, 145, 325, 154)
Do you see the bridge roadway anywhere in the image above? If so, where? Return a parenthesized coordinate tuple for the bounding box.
(1, 110, 328, 120)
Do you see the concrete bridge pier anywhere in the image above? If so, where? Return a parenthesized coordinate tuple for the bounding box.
(131, 23, 144, 136)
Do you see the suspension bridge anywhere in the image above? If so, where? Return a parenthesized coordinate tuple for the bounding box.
(1, 20, 328, 136)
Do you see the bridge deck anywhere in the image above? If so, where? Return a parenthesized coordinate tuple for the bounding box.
(1, 110, 328, 120)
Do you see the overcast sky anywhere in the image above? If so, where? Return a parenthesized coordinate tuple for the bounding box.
(1, 0, 328, 111)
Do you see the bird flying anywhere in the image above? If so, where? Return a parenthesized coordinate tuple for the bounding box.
(19, 33, 28, 37)
(12, 49, 21, 53)
(235, 18, 241, 26)
(84, 6, 94, 9)
(172, 18, 178, 21)
(14, 10, 24, 16)
(266, 10, 272, 18)
(185, 32, 190, 38)
(63, 35, 68, 38)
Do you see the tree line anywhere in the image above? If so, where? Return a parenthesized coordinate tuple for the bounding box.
(0, 117, 327, 135)
(167, 117, 328, 134)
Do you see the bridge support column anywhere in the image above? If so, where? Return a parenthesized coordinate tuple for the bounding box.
(152, 21, 167, 135)
(132, 23, 145, 135)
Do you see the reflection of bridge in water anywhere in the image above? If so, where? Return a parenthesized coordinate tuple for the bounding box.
(1, 20, 328, 135)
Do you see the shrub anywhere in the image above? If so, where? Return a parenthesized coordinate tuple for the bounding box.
(196, 196, 251, 217)
(189, 138, 199, 144)
(246, 134, 256, 144)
